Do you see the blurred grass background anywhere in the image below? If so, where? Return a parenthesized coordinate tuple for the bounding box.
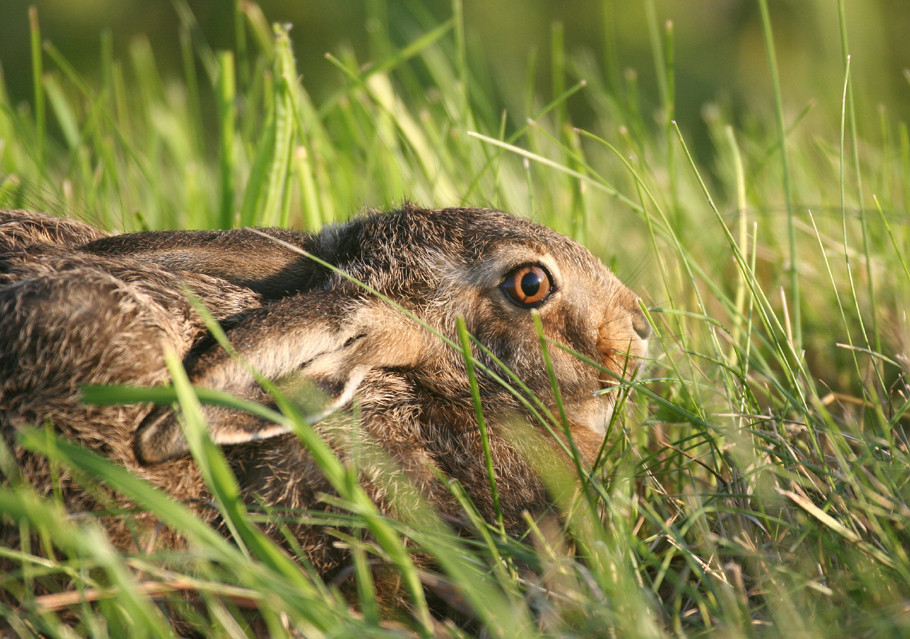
(1, 0, 908, 158)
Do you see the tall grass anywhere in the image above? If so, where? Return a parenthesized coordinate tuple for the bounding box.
(1, 1, 908, 637)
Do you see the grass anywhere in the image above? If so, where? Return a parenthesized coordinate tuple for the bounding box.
(1, 0, 909, 637)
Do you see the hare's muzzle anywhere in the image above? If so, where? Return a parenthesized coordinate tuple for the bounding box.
(596, 297, 650, 387)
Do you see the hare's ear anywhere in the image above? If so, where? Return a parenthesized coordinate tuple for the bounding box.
(135, 292, 428, 464)
(83, 227, 321, 298)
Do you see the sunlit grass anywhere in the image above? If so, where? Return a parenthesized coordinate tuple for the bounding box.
(1, 1, 909, 637)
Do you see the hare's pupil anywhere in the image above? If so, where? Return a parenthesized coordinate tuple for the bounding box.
(521, 271, 541, 296)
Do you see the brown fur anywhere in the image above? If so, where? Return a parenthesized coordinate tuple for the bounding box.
(0, 206, 649, 594)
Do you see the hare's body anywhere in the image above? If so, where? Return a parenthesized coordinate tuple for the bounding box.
(0, 206, 649, 579)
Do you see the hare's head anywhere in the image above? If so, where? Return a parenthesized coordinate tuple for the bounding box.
(136, 205, 649, 464)
(327, 206, 649, 429)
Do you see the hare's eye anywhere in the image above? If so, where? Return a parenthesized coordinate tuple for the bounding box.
(500, 264, 553, 308)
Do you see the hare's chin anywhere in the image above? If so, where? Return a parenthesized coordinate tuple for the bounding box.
(575, 395, 616, 437)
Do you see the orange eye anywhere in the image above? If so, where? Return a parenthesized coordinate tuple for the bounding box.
(500, 264, 553, 307)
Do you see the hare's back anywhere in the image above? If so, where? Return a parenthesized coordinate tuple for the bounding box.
(0, 243, 261, 444)
(0, 209, 108, 250)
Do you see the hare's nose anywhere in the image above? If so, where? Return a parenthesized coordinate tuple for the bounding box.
(631, 300, 651, 341)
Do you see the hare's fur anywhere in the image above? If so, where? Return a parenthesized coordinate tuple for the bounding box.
(0, 205, 648, 581)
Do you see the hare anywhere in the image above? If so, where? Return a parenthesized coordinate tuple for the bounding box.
(0, 205, 649, 583)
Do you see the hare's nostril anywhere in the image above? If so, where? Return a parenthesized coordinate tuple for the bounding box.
(631, 303, 651, 341)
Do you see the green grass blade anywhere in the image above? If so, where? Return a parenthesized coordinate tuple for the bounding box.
(456, 315, 504, 534)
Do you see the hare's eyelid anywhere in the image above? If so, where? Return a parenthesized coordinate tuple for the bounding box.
(459, 250, 562, 289)
(499, 260, 556, 283)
